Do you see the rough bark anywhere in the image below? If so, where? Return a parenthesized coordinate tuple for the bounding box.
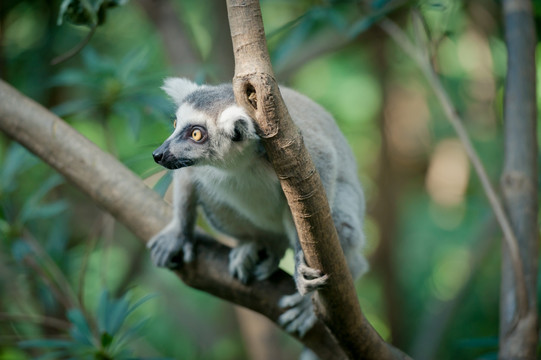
(0, 79, 345, 360)
(226, 1, 410, 359)
(499, 0, 539, 359)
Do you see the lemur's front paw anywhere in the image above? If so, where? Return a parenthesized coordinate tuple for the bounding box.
(147, 226, 194, 268)
(229, 243, 280, 284)
(295, 255, 329, 296)
(278, 293, 316, 337)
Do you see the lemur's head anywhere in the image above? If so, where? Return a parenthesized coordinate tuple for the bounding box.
(153, 78, 260, 170)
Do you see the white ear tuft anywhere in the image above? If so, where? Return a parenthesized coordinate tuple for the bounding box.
(161, 77, 199, 106)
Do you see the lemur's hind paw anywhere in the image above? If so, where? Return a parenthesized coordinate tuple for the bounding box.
(229, 243, 280, 284)
(295, 255, 329, 296)
(147, 225, 193, 268)
(278, 293, 316, 337)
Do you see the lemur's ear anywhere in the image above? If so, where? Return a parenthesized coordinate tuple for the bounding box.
(162, 77, 199, 106)
(232, 119, 248, 142)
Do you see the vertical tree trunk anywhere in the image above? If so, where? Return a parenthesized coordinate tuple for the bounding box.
(225, 1, 410, 358)
(499, 1, 539, 359)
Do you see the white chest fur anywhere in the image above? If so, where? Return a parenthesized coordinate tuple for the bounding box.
(194, 163, 287, 233)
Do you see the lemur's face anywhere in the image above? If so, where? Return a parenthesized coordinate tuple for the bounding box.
(153, 79, 258, 170)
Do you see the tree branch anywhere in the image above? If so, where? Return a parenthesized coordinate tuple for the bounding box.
(225, 1, 410, 359)
(499, 0, 539, 358)
(0, 79, 344, 360)
(379, 16, 529, 319)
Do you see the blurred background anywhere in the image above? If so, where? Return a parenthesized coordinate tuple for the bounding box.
(0, 0, 539, 359)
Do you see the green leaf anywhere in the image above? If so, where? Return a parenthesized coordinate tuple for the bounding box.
(11, 239, 32, 263)
(19, 339, 75, 349)
(67, 309, 94, 347)
(97, 290, 111, 334)
(126, 293, 158, 316)
(118, 48, 149, 83)
(322, 8, 348, 31)
(97, 291, 130, 336)
(348, 16, 379, 39)
(113, 103, 142, 138)
(0, 144, 39, 193)
(19, 175, 65, 223)
(272, 15, 315, 69)
(21, 201, 69, 223)
(112, 317, 149, 351)
(51, 99, 96, 117)
(49, 69, 89, 87)
(108, 296, 130, 335)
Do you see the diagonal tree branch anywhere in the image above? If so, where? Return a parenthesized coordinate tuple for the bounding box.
(0, 79, 344, 360)
(226, 1, 410, 359)
(379, 15, 528, 319)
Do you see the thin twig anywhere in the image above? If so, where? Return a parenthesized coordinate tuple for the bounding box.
(23, 257, 73, 310)
(51, 24, 97, 66)
(24, 232, 81, 310)
(379, 17, 528, 317)
(0, 313, 70, 331)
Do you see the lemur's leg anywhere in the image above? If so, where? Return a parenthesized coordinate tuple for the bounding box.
(229, 235, 288, 284)
(277, 212, 328, 337)
(147, 169, 197, 268)
(331, 181, 368, 280)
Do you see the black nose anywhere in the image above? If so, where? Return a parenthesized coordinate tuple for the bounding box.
(152, 149, 164, 163)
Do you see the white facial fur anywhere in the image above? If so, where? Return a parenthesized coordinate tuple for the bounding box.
(217, 105, 257, 139)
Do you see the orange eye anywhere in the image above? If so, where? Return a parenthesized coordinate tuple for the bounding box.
(173, 119, 177, 128)
(191, 128, 203, 141)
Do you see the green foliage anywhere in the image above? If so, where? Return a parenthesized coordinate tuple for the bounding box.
(50, 48, 171, 138)
(19, 291, 161, 360)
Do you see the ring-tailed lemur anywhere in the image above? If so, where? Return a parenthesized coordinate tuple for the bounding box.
(149, 77, 368, 337)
